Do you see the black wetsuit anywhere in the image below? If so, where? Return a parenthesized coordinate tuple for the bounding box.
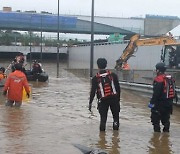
(89, 69, 121, 131)
(150, 74, 174, 132)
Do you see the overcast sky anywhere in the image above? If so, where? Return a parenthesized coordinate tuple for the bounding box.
(0, 0, 180, 39)
(0, 0, 180, 18)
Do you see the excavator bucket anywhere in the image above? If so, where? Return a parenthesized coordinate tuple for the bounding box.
(115, 34, 140, 70)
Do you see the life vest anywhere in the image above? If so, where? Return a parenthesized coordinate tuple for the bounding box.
(0, 73, 7, 80)
(163, 75, 176, 99)
(96, 70, 117, 99)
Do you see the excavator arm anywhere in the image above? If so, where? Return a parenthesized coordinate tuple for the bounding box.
(115, 34, 177, 70)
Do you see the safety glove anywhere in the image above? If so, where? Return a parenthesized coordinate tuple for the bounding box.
(148, 103, 154, 109)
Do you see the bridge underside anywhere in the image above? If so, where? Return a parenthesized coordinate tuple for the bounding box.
(0, 11, 135, 36)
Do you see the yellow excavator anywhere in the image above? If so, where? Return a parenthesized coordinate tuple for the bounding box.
(115, 34, 180, 70)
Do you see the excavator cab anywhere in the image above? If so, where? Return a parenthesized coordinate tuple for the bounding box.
(161, 45, 180, 69)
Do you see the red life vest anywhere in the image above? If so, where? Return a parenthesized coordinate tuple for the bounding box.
(163, 75, 176, 99)
(96, 70, 117, 99)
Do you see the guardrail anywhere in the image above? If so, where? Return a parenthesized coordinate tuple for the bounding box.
(71, 40, 130, 47)
(120, 81, 180, 105)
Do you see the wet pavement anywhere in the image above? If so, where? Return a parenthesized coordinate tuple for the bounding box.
(0, 60, 180, 154)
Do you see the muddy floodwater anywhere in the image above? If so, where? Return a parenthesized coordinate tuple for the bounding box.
(0, 60, 180, 154)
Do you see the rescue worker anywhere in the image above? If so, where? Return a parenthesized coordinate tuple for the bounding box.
(168, 32, 174, 39)
(122, 61, 130, 70)
(14, 52, 25, 64)
(89, 58, 121, 131)
(0, 67, 6, 81)
(149, 62, 177, 132)
(3, 63, 30, 107)
(32, 60, 43, 75)
(122, 61, 130, 81)
(12, 52, 25, 72)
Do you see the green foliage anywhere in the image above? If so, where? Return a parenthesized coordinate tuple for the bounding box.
(0, 30, 86, 46)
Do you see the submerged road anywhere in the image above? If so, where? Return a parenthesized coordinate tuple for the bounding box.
(0, 60, 180, 154)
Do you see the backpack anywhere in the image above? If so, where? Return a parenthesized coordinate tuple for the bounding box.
(163, 75, 176, 99)
(96, 70, 117, 99)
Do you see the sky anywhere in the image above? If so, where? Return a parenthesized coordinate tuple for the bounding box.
(1, 0, 180, 18)
(0, 0, 180, 39)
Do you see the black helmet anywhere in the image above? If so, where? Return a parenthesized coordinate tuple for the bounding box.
(14, 63, 22, 70)
(156, 62, 166, 72)
(97, 58, 107, 69)
(0, 67, 5, 73)
(17, 52, 24, 56)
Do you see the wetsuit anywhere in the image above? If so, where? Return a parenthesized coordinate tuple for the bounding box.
(89, 69, 121, 131)
(150, 74, 174, 132)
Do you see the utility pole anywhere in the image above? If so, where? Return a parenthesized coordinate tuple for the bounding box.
(90, 0, 94, 79)
(57, 0, 60, 78)
(30, 15, 32, 69)
(40, 14, 43, 62)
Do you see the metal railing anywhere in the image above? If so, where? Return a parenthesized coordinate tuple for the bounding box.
(120, 81, 180, 105)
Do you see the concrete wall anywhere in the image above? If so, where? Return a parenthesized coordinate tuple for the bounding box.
(68, 43, 180, 86)
(0, 46, 67, 55)
(68, 43, 165, 85)
(145, 18, 180, 36)
(68, 43, 163, 70)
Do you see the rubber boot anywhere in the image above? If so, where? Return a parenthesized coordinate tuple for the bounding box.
(100, 123, 106, 131)
(113, 122, 119, 130)
(153, 125, 161, 132)
(163, 123, 170, 132)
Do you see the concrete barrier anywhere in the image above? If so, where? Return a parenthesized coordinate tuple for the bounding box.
(120, 81, 180, 105)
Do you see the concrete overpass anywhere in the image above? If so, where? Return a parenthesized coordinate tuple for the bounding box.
(76, 14, 180, 36)
(0, 11, 135, 36)
(0, 11, 179, 37)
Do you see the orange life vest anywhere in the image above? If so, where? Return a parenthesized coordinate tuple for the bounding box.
(0, 73, 7, 80)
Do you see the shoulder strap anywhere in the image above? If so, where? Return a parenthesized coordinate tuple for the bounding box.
(163, 74, 176, 98)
